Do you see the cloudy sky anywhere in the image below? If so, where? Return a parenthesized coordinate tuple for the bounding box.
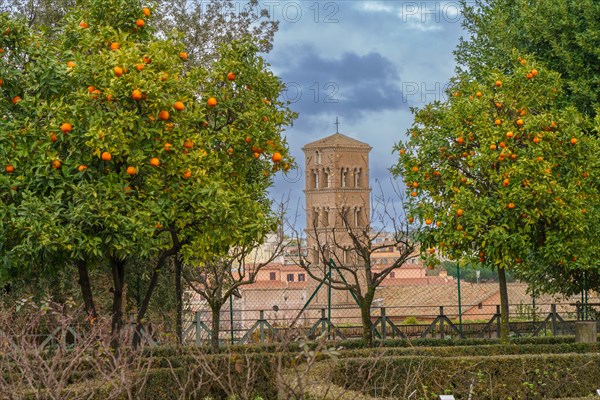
(260, 1, 467, 226)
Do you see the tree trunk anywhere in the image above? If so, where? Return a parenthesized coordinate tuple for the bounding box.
(76, 260, 97, 321)
(359, 290, 375, 347)
(175, 257, 183, 346)
(210, 302, 222, 351)
(110, 257, 126, 349)
(498, 266, 510, 343)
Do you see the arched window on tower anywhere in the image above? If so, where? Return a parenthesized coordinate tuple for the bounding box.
(315, 151, 321, 164)
(354, 168, 361, 187)
(314, 170, 319, 189)
(341, 168, 348, 188)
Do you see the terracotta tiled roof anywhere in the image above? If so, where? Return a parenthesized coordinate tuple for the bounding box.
(302, 133, 371, 150)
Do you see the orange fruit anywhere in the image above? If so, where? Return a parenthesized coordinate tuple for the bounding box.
(207, 97, 217, 107)
(425, 219, 432, 225)
(495, 102, 502, 108)
(110, 42, 120, 51)
(142, 7, 151, 16)
(227, 72, 236, 81)
(531, 69, 538, 77)
(399, 149, 405, 155)
(456, 209, 464, 217)
(126, 166, 137, 176)
(5, 164, 14, 173)
(516, 119, 524, 126)
(173, 101, 185, 111)
(520, 59, 526, 66)
(410, 191, 417, 197)
(135, 19, 145, 28)
(494, 119, 501, 125)
(78, 165, 87, 172)
(456, 137, 465, 145)
(179, 52, 188, 60)
(142, 56, 151, 64)
(570, 138, 578, 145)
(164, 143, 173, 152)
(66, 61, 76, 68)
(135, 63, 145, 71)
(79, 21, 88, 28)
(61, 123, 73, 133)
(160, 72, 169, 81)
(412, 181, 418, 188)
(272, 152, 282, 163)
(499, 142, 506, 148)
(408, 217, 415, 223)
(453, 91, 459, 97)
(475, 91, 482, 97)
(183, 139, 194, 149)
(227, 147, 234, 155)
(149, 157, 160, 167)
(503, 179, 509, 187)
(50, 133, 57, 142)
(436, 221, 441, 227)
(12, 95, 21, 104)
(508, 202, 515, 209)
(533, 137, 540, 144)
(252, 152, 260, 159)
(106, 94, 113, 102)
(87, 85, 96, 93)
(52, 160, 61, 169)
(101, 151, 112, 161)
(506, 131, 514, 139)
(526, 73, 533, 79)
(158, 110, 170, 121)
(490, 144, 497, 150)
(182, 170, 191, 179)
(113, 66, 124, 76)
(495, 80, 502, 87)
(245, 137, 252, 143)
(132, 89, 142, 101)
(411, 166, 419, 172)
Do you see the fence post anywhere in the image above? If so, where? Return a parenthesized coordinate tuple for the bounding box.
(229, 294, 234, 344)
(439, 306, 445, 339)
(495, 305, 501, 339)
(259, 310, 265, 343)
(551, 304, 557, 335)
(381, 307, 387, 341)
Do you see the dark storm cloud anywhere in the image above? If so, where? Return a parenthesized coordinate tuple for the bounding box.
(273, 46, 405, 123)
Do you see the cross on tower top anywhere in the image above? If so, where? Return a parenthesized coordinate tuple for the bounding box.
(335, 117, 340, 133)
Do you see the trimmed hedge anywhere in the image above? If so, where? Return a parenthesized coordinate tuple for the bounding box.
(333, 353, 600, 399)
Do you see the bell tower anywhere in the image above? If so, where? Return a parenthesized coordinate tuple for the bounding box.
(303, 131, 371, 265)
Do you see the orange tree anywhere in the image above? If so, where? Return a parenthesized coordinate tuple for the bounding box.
(391, 56, 598, 340)
(0, 0, 295, 344)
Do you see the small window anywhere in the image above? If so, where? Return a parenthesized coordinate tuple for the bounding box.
(298, 273, 305, 282)
(269, 272, 276, 281)
(287, 274, 294, 282)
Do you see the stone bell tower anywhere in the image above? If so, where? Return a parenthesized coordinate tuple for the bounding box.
(303, 131, 372, 267)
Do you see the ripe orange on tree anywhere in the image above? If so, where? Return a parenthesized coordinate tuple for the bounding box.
(142, 7, 151, 16)
(526, 73, 533, 79)
(495, 80, 502, 87)
(79, 20, 88, 28)
(531, 69, 539, 77)
(207, 97, 217, 107)
(164, 142, 173, 152)
(126, 166, 137, 176)
(50, 133, 57, 142)
(456, 137, 465, 145)
(142, 56, 151, 64)
(12, 95, 21, 104)
(52, 160, 61, 169)
(533, 137, 540, 144)
(135, 64, 145, 71)
(456, 209, 464, 217)
(179, 52, 188, 60)
(503, 179, 509, 187)
(101, 151, 112, 161)
(227, 72, 236, 81)
(158, 110, 170, 121)
(132, 89, 143, 101)
(490, 144, 497, 150)
(183, 139, 193, 149)
(61, 123, 73, 133)
(508, 202, 515, 209)
(114, 66, 123, 76)
(135, 19, 145, 28)
(182, 169, 191, 179)
(506, 131, 514, 138)
(570, 138, 578, 145)
(149, 157, 160, 167)
(494, 119, 501, 125)
(271, 152, 282, 163)
(476, 91, 482, 97)
(5, 164, 14, 173)
(173, 101, 185, 111)
(110, 42, 120, 51)
(245, 137, 252, 143)
(516, 119, 524, 126)
(425, 219, 433, 225)
(67, 61, 76, 68)
(78, 165, 87, 172)
(410, 191, 417, 197)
